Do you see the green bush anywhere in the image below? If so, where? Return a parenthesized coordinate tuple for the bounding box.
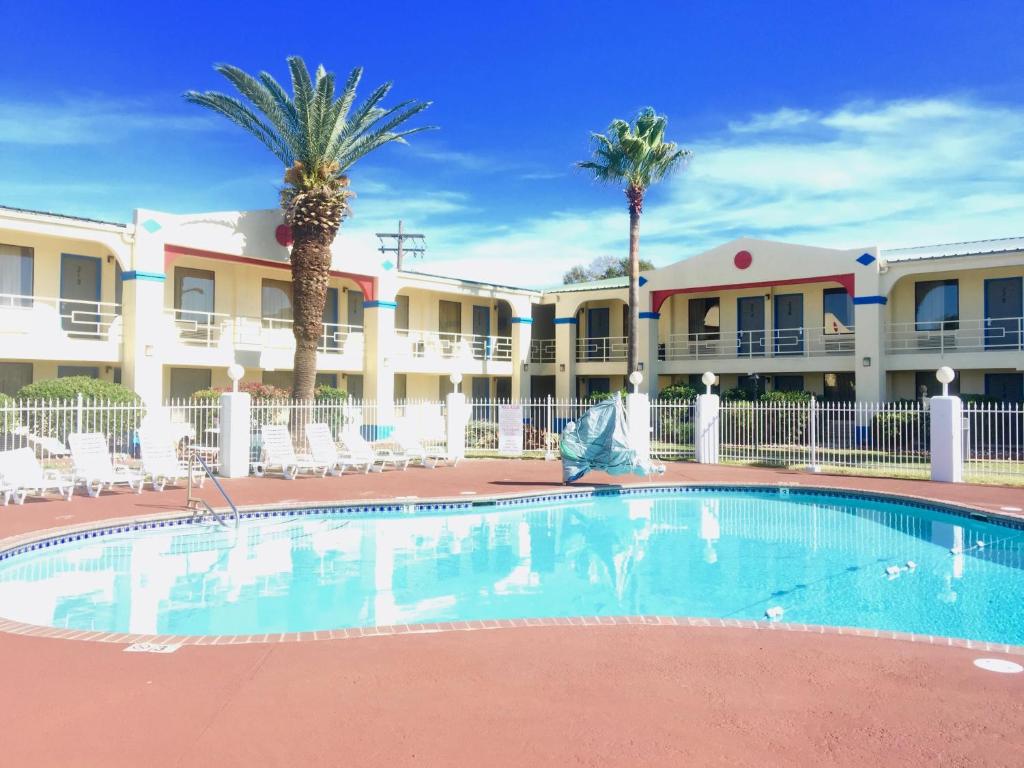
(722, 387, 753, 401)
(0, 393, 19, 434)
(760, 390, 813, 404)
(873, 410, 930, 447)
(314, 384, 349, 401)
(657, 383, 698, 401)
(14, 377, 142, 449)
(17, 376, 141, 403)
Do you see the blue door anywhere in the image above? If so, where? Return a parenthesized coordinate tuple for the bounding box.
(985, 277, 1022, 350)
(773, 294, 804, 355)
(473, 305, 491, 358)
(60, 254, 101, 337)
(587, 307, 610, 359)
(736, 296, 765, 357)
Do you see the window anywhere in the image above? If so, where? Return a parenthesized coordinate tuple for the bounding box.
(169, 368, 212, 399)
(346, 374, 364, 400)
(586, 377, 611, 398)
(57, 366, 99, 379)
(984, 373, 1023, 402)
(0, 243, 33, 306)
(914, 370, 959, 399)
(439, 300, 461, 336)
(823, 288, 853, 334)
(823, 373, 855, 401)
(315, 373, 338, 389)
(915, 280, 959, 331)
(395, 295, 410, 330)
(498, 303, 512, 338)
(394, 373, 407, 400)
(261, 279, 293, 321)
(688, 297, 720, 340)
(0, 362, 32, 396)
(496, 377, 512, 400)
(773, 375, 804, 393)
(114, 263, 124, 313)
(737, 375, 766, 397)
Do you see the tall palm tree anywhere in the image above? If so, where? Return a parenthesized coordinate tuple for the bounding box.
(577, 108, 691, 379)
(185, 57, 432, 400)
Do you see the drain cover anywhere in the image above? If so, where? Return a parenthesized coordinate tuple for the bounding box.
(973, 658, 1023, 674)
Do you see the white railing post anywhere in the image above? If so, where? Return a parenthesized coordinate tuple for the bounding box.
(807, 396, 820, 472)
(446, 390, 467, 462)
(545, 394, 554, 460)
(930, 395, 963, 482)
(219, 390, 252, 478)
(75, 392, 84, 434)
(694, 393, 720, 464)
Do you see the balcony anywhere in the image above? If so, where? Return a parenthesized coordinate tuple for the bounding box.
(0, 293, 122, 361)
(162, 309, 364, 368)
(661, 327, 856, 361)
(530, 338, 556, 363)
(394, 329, 511, 361)
(576, 336, 627, 362)
(886, 318, 1023, 355)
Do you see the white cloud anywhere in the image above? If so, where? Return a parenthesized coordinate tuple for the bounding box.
(377, 96, 1024, 286)
(0, 97, 215, 145)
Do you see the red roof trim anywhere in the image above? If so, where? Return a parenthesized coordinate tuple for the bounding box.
(651, 273, 855, 313)
(163, 244, 376, 301)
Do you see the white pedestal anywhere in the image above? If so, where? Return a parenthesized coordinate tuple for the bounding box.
(695, 394, 720, 464)
(626, 393, 651, 466)
(930, 395, 963, 483)
(446, 392, 467, 462)
(219, 391, 252, 478)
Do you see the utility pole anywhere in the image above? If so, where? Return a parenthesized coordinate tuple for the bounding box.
(376, 220, 426, 271)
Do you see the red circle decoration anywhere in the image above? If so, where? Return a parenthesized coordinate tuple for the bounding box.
(275, 224, 294, 247)
(734, 250, 752, 269)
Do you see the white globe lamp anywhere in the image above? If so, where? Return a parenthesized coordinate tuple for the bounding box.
(935, 366, 955, 397)
(227, 363, 245, 393)
(449, 372, 463, 392)
(701, 371, 717, 395)
(628, 370, 643, 393)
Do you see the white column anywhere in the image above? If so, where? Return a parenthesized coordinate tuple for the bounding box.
(510, 316, 532, 401)
(362, 298, 396, 440)
(446, 391, 467, 461)
(554, 317, 576, 399)
(123, 209, 169, 406)
(626, 392, 651, 466)
(930, 395, 963, 483)
(219, 391, 252, 478)
(694, 393, 720, 464)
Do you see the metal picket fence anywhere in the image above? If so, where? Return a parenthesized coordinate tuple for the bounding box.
(463, 397, 603, 457)
(964, 402, 1024, 484)
(650, 399, 696, 461)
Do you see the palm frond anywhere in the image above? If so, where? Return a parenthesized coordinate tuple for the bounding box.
(183, 91, 291, 164)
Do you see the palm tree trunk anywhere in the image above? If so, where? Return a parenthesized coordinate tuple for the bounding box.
(289, 227, 333, 402)
(625, 185, 643, 381)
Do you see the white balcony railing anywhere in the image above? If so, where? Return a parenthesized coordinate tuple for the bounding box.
(661, 326, 856, 361)
(0, 293, 122, 342)
(576, 335, 628, 362)
(165, 309, 364, 355)
(394, 329, 512, 361)
(886, 317, 1023, 355)
(530, 338, 556, 363)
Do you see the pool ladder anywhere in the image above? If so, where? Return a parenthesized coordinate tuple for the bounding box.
(185, 451, 240, 528)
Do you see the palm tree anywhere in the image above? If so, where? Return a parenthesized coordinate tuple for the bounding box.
(185, 57, 432, 400)
(577, 108, 691, 379)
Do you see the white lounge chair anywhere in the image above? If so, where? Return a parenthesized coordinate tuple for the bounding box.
(0, 447, 74, 504)
(67, 432, 145, 497)
(393, 428, 457, 468)
(138, 424, 206, 491)
(258, 424, 331, 479)
(305, 422, 365, 475)
(338, 429, 410, 472)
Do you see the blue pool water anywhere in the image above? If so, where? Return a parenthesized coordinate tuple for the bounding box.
(1, 489, 1023, 644)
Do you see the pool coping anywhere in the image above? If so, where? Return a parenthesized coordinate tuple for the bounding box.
(2, 480, 1023, 653)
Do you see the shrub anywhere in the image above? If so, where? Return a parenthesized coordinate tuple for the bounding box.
(722, 387, 753, 401)
(14, 377, 142, 449)
(0, 393, 19, 434)
(658, 383, 698, 401)
(314, 384, 349, 401)
(17, 376, 141, 403)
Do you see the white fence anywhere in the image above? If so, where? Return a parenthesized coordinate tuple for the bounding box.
(0, 396, 220, 470)
(651, 399, 696, 461)
(463, 398, 595, 457)
(964, 402, 1024, 484)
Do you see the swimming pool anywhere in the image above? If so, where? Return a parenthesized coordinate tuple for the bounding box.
(1, 487, 1022, 645)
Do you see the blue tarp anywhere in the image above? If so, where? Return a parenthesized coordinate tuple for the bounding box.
(560, 394, 650, 483)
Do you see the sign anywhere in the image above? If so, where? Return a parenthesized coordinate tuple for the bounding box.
(498, 404, 524, 455)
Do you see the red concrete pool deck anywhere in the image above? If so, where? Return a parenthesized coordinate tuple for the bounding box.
(1, 461, 1023, 766)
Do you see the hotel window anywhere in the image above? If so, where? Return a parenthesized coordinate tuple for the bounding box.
(823, 373, 855, 401)
(737, 375, 766, 398)
(169, 367, 212, 399)
(0, 243, 33, 307)
(395, 294, 410, 330)
(773, 375, 804, 393)
(914, 370, 959, 398)
(823, 288, 853, 334)
(985, 373, 1023, 402)
(114, 263, 124, 313)
(175, 268, 216, 333)
(0, 362, 32, 396)
(914, 279, 959, 331)
(688, 297, 720, 340)
(57, 366, 99, 379)
(261, 279, 293, 321)
(439, 300, 461, 337)
(315, 373, 338, 389)
(394, 373, 407, 400)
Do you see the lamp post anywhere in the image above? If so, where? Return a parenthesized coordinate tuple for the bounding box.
(936, 366, 955, 397)
(628, 370, 643, 394)
(701, 371, 717, 395)
(227, 363, 244, 393)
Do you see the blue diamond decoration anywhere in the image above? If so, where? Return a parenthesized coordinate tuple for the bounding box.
(381, 259, 395, 271)
(141, 218, 162, 234)
(855, 252, 875, 266)
(639, 276, 648, 286)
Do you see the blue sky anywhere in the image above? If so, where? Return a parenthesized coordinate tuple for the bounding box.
(2, 0, 1022, 286)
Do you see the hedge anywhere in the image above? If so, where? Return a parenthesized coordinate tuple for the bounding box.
(16, 376, 141, 404)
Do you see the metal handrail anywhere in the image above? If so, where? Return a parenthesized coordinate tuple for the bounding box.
(186, 451, 239, 527)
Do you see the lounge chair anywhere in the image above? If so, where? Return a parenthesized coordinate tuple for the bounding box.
(338, 429, 410, 472)
(67, 432, 145, 496)
(0, 447, 74, 504)
(258, 424, 331, 479)
(392, 428, 457, 468)
(305, 422, 366, 475)
(138, 424, 206, 491)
